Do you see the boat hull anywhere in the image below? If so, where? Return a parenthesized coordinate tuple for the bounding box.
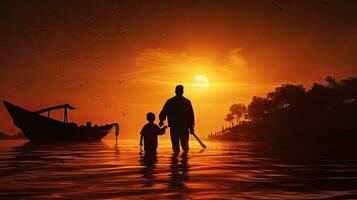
(3, 101, 112, 142)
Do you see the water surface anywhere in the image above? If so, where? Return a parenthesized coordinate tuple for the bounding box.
(1, 139, 357, 199)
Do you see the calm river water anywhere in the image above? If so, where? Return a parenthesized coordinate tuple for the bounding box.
(1, 139, 357, 199)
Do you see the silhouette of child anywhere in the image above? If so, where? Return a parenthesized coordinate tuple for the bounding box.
(140, 112, 167, 153)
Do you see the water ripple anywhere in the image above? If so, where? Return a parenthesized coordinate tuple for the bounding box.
(1, 139, 357, 199)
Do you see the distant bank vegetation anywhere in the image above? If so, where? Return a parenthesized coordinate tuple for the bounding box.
(209, 76, 357, 142)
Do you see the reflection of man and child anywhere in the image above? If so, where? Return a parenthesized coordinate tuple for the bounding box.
(140, 85, 195, 154)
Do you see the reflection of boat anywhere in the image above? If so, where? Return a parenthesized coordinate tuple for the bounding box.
(3, 101, 119, 142)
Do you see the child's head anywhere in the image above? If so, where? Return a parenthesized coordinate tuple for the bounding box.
(146, 112, 155, 123)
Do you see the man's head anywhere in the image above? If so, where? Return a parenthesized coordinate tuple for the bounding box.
(175, 85, 184, 96)
(146, 112, 155, 123)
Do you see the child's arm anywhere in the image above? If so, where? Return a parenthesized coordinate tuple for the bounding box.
(140, 135, 143, 146)
(157, 125, 168, 135)
(140, 126, 145, 146)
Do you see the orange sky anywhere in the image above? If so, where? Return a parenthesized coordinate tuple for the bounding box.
(0, 0, 357, 139)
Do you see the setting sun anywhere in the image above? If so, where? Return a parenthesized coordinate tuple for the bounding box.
(193, 75, 210, 89)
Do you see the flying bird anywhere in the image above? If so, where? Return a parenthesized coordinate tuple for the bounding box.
(118, 80, 125, 85)
(273, 0, 289, 11)
(120, 111, 128, 117)
(157, 10, 165, 16)
(61, 48, 68, 54)
(91, 64, 98, 70)
(121, 28, 129, 35)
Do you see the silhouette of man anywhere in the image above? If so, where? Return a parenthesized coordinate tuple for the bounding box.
(159, 85, 195, 152)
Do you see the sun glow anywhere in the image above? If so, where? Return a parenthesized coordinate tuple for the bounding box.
(193, 75, 210, 89)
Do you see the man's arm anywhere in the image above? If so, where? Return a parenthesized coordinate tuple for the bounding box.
(188, 101, 195, 134)
(159, 101, 169, 127)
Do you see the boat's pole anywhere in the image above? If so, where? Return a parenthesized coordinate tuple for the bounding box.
(114, 123, 119, 143)
(64, 108, 67, 123)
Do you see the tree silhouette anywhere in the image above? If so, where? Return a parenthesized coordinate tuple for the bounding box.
(267, 84, 305, 108)
(213, 75, 357, 142)
(325, 75, 338, 88)
(247, 96, 271, 121)
(229, 103, 247, 124)
(225, 113, 234, 126)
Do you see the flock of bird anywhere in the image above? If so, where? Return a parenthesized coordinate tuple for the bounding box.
(12, 2, 132, 117)
(4, 0, 334, 118)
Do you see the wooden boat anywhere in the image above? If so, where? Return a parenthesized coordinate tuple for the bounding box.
(3, 101, 119, 142)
